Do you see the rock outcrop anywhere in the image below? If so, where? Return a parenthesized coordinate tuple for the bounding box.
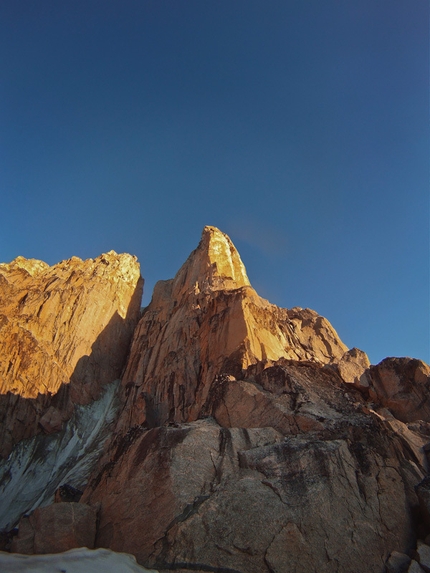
(0, 251, 143, 457)
(117, 226, 350, 432)
(76, 227, 429, 573)
(3, 227, 430, 573)
(11, 502, 97, 555)
(366, 358, 430, 423)
(83, 359, 427, 572)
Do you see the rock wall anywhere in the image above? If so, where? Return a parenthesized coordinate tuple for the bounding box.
(4, 227, 430, 573)
(79, 228, 429, 572)
(83, 362, 425, 572)
(0, 251, 143, 456)
(117, 226, 349, 432)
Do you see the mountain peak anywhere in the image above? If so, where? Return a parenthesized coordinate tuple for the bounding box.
(172, 226, 250, 298)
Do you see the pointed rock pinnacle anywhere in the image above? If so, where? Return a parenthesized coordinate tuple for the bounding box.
(172, 226, 250, 298)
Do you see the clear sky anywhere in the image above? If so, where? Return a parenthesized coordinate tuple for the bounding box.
(1, 1, 428, 365)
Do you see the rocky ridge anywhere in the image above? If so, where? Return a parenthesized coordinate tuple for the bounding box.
(1, 227, 430, 573)
(0, 251, 143, 457)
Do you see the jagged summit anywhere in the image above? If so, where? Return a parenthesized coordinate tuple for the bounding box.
(153, 226, 251, 308)
(179, 225, 250, 291)
(0, 256, 50, 277)
(3, 229, 430, 573)
(0, 251, 141, 290)
(0, 251, 143, 456)
(118, 225, 350, 432)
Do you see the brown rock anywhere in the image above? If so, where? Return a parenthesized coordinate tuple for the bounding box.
(205, 360, 367, 436)
(118, 226, 348, 432)
(337, 347, 371, 388)
(11, 502, 97, 554)
(367, 358, 430, 423)
(83, 417, 415, 572)
(0, 251, 143, 456)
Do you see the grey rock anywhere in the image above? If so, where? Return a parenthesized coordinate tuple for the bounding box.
(386, 551, 411, 573)
(83, 417, 414, 573)
(408, 560, 426, 573)
(416, 542, 430, 572)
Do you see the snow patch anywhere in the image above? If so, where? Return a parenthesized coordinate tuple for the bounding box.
(0, 381, 121, 530)
(0, 547, 158, 573)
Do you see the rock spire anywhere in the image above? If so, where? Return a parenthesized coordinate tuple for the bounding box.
(117, 226, 348, 431)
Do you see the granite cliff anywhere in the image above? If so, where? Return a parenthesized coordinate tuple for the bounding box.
(1, 227, 430, 573)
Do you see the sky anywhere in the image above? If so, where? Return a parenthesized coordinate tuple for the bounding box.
(1, 1, 428, 365)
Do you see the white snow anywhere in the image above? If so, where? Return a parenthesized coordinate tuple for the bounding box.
(0, 547, 158, 573)
(0, 381, 121, 530)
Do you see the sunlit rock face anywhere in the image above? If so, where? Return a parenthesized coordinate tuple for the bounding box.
(0, 251, 143, 457)
(5, 227, 430, 573)
(117, 226, 349, 432)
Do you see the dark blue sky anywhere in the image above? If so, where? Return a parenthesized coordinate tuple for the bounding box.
(1, 1, 428, 364)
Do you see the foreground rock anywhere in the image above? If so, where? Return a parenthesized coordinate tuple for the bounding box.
(0, 251, 143, 457)
(83, 414, 419, 573)
(11, 502, 97, 554)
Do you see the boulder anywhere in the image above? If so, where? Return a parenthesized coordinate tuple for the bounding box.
(11, 503, 97, 554)
(386, 551, 411, 573)
(337, 347, 371, 388)
(367, 358, 430, 423)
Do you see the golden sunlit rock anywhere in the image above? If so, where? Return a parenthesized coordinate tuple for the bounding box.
(0, 251, 143, 455)
(118, 226, 348, 431)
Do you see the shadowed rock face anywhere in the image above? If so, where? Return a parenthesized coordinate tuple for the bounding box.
(84, 415, 418, 573)
(0, 251, 143, 457)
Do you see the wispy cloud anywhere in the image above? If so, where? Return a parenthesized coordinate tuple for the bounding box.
(226, 218, 289, 258)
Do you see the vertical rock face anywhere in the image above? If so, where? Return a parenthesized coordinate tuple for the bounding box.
(78, 227, 429, 573)
(0, 251, 143, 457)
(5, 227, 430, 573)
(118, 226, 348, 432)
